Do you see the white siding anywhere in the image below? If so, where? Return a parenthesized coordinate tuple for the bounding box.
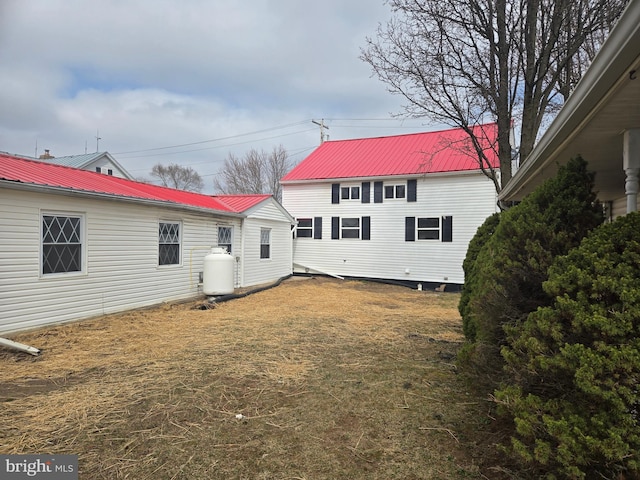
(0, 188, 228, 334)
(239, 200, 293, 287)
(282, 173, 497, 285)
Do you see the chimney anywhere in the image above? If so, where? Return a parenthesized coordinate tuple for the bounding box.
(39, 149, 54, 159)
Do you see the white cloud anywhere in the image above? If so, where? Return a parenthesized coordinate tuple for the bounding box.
(0, 0, 432, 193)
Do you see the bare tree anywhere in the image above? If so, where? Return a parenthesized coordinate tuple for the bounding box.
(361, 0, 628, 192)
(214, 145, 292, 202)
(149, 163, 204, 192)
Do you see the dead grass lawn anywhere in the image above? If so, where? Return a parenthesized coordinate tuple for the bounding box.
(0, 277, 508, 479)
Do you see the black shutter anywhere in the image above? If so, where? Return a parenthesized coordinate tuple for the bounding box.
(331, 183, 340, 204)
(331, 217, 340, 239)
(442, 216, 453, 242)
(361, 216, 370, 240)
(407, 179, 417, 202)
(405, 217, 415, 241)
(314, 217, 323, 239)
(361, 182, 370, 203)
(374, 181, 383, 203)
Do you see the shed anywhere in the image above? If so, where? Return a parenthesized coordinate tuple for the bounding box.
(0, 154, 293, 334)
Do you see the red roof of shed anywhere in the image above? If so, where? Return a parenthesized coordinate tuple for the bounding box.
(0, 153, 267, 214)
(281, 123, 499, 182)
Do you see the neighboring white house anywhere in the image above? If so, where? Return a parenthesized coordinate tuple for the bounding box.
(280, 124, 500, 288)
(500, 0, 640, 218)
(0, 153, 293, 334)
(37, 150, 134, 179)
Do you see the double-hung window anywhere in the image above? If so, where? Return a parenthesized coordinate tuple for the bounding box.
(260, 228, 271, 259)
(296, 218, 313, 238)
(159, 221, 181, 265)
(42, 213, 84, 275)
(405, 216, 453, 242)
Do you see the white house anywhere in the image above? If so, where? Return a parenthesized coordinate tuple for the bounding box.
(37, 151, 134, 179)
(500, 0, 640, 218)
(0, 153, 293, 334)
(280, 124, 500, 288)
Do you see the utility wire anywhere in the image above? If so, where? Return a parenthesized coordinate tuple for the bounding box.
(113, 120, 311, 155)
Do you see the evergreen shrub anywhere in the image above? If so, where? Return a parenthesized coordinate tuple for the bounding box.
(459, 212, 501, 341)
(465, 157, 603, 370)
(497, 212, 640, 479)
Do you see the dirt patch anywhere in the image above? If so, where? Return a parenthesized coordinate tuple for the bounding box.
(0, 277, 509, 479)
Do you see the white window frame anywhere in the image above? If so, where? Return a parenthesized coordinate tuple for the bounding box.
(340, 185, 360, 200)
(341, 217, 360, 239)
(385, 184, 406, 199)
(158, 220, 182, 266)
(295, 218, 313, 238)
(217, 225, 233, 253)
(417, 217, 440, 240)
(40, 211, 86, 277)
(260, 228, 271, 259)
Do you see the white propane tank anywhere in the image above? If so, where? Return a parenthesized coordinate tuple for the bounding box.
(203, 247, 234, 295)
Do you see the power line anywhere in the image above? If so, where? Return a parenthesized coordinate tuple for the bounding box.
(122, 127, 316, 161)
(113, 120, 311, 155)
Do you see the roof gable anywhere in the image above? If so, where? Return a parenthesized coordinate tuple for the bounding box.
(281, 123, 499, 182)
(0, 154, 266, 215)
(38, 152, 134, 180)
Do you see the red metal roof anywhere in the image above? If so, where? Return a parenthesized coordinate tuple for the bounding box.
(0, 153, 267, 214)
(281, 123, 499, 182)
(215, 194, 272, 212)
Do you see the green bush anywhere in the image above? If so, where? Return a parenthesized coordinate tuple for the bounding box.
(497, 212, 640, 479)
(459, 212, 501, 341)
(466, 157, 603, 367)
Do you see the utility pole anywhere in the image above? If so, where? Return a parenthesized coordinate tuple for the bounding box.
(95, 130, 101, 152)
(312, 119, 329, 144)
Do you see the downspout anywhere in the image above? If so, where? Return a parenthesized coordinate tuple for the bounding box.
(0, 337, 40, 356)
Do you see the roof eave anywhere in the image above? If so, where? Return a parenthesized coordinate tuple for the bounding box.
(1, 180, 243, 218)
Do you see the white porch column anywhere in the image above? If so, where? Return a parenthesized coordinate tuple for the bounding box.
(623, 129, 640, 213)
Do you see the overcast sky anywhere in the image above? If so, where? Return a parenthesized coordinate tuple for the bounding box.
(0, 0, 437, 192)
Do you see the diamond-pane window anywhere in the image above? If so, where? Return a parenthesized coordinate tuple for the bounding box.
(218, 226, 232, 253)
(42, 215, 82, 274)
(159, 222, 181, 265)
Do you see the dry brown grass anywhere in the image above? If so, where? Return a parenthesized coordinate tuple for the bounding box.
(0, 277, 508, 479)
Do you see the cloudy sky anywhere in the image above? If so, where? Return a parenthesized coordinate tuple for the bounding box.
(0, 0, 436, 192)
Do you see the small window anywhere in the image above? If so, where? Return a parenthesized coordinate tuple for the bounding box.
(341, 217, 360, 239)
(384, 185, 394, 199)
(296, 218, 313, 238)
(95, 167, 101, 173)
(107, 169, 113, 176)
(417, 217, 440, 240)
(260, 228, 271, 259)
(159, 221, 181, 265)
(341, 186, 360, 200)
(218, 226, 233, 253)
(42, 214, 83, 275)
(385, 184, 406, 199)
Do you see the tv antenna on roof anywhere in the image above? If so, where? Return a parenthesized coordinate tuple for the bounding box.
(95, 129, 102, 152)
